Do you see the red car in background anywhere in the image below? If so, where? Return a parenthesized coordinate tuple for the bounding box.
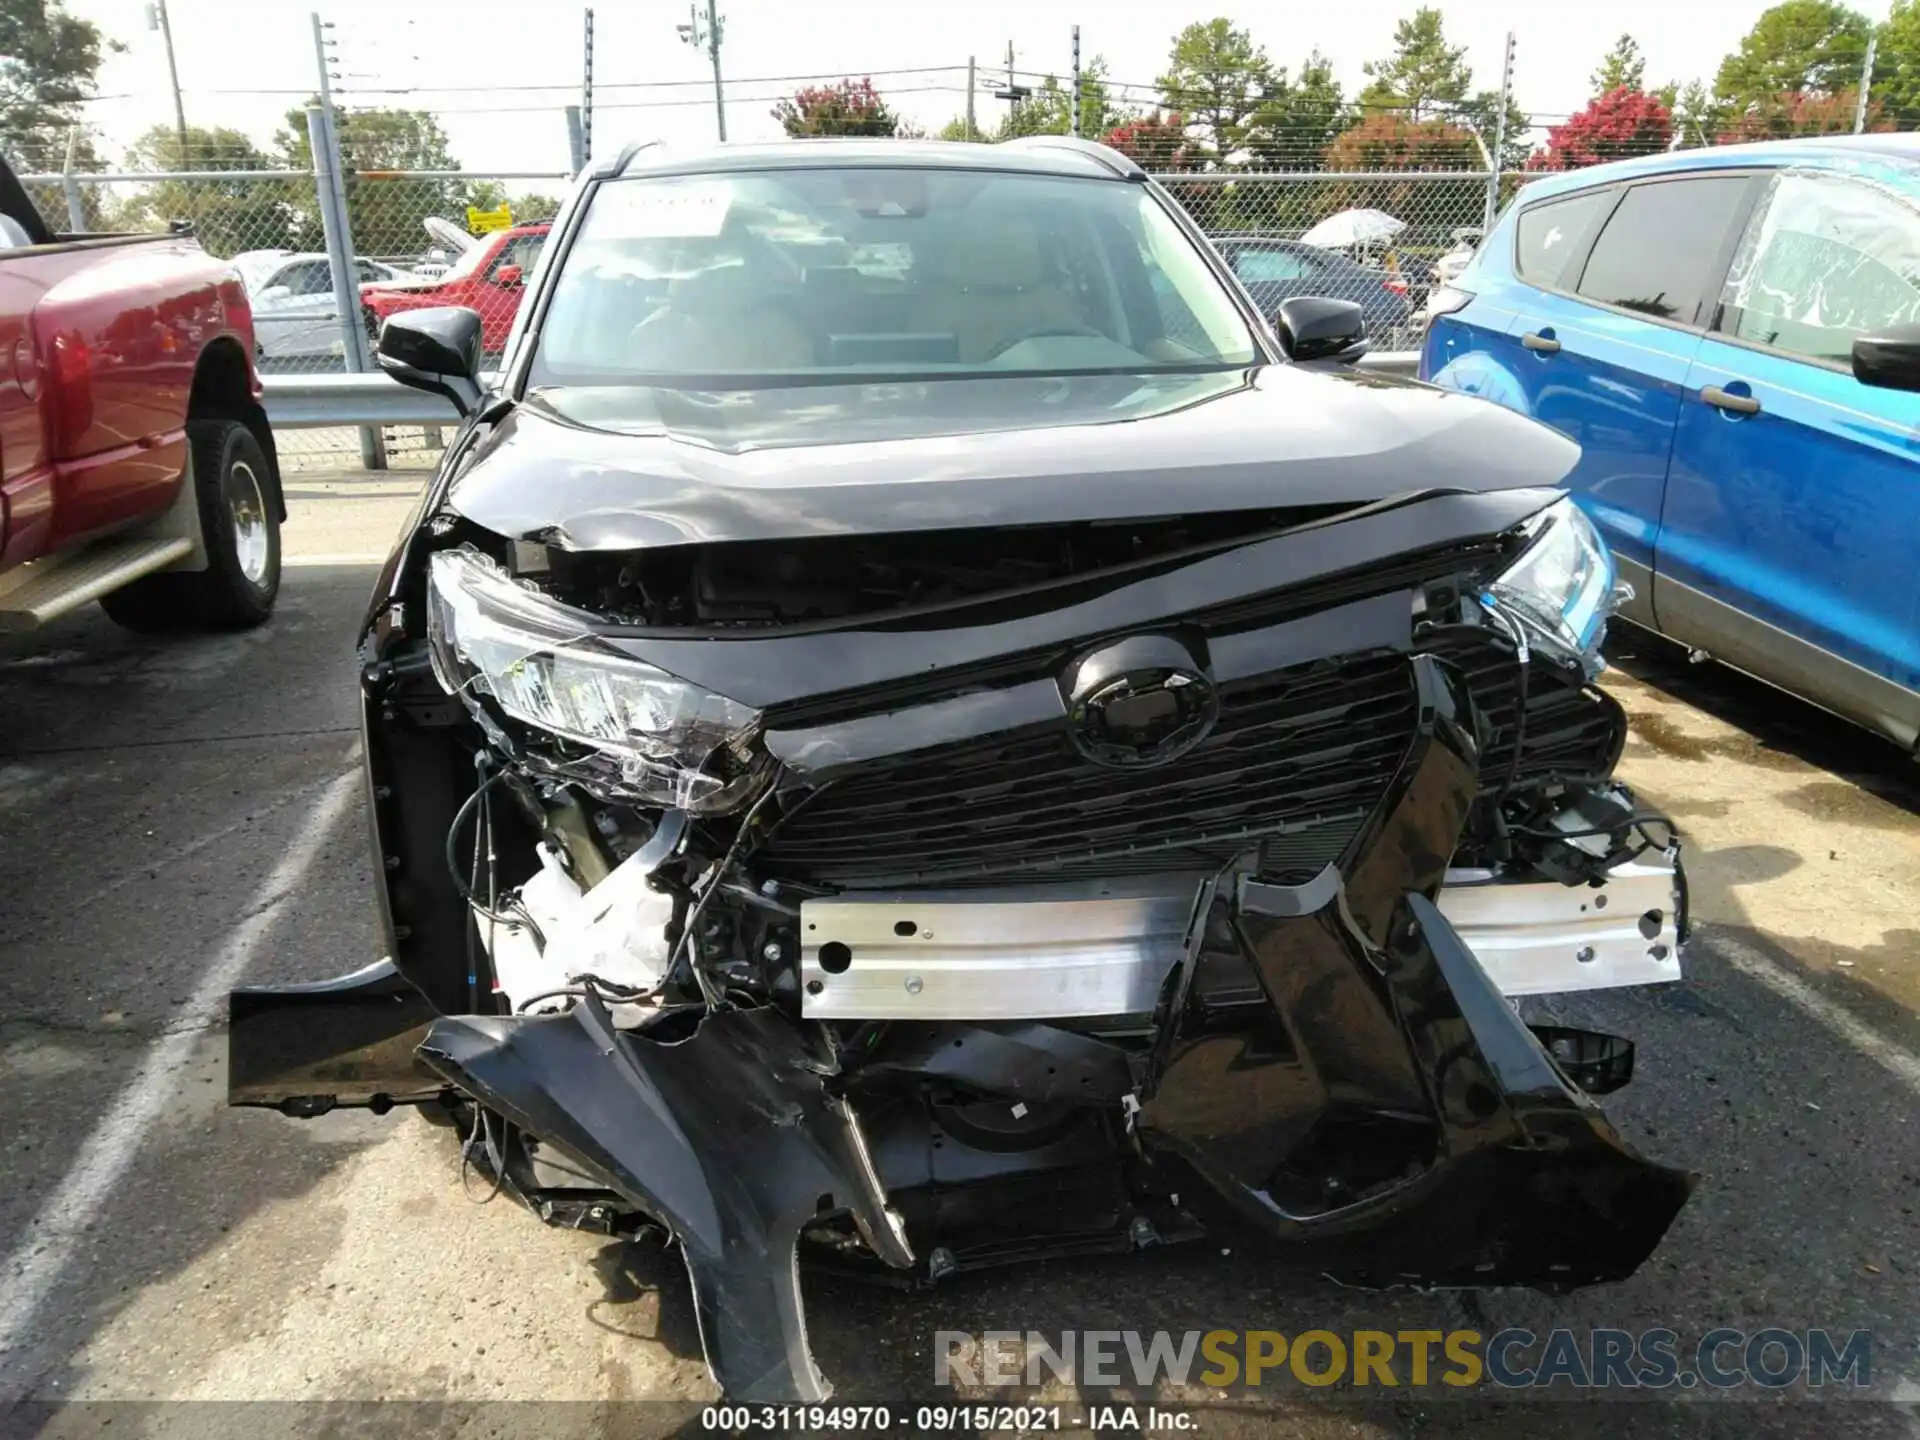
(360, 223, 549, 357)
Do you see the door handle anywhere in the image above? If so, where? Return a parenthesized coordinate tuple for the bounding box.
(1521, 331, 1561, 353)
(1700, 384, 1761, 415)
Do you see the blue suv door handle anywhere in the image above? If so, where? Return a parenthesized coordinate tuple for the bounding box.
(1700, 383, 1761, 416)
(1521, 329, 1561, 354)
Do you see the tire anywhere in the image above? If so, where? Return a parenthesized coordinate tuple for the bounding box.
(100, 419, 282, 632)
(363, 306, 382, 347)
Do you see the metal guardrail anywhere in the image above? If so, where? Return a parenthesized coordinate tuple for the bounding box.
(261, 371, 489, 428)
(259, 353, 1422, 430)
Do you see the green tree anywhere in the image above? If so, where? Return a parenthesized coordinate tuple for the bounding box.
(996, 58, 1131, 140)
(772, 78, 898, 137)
(0, 0, 118, 163)
(1246, 51, 1351, 170)
(276, 103, 469, 257)
(935, 114, 975, 141)
(1592, 35, 1647, 95)
(117, 125, 293, 258)
(1157, 19, 1276, 168)
(1670, 79, 1728, 146)
(1872, 0, 1920, 118)
(1459, 89, 1532, 170)
(1714, 0, 1873, 110)
(1359, 7, 1472, 120)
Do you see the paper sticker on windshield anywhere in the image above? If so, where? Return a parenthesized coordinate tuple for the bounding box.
(597, 182, 732, 239)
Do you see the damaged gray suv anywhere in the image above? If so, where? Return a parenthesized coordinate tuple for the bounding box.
(231, 137, 1694, 1401)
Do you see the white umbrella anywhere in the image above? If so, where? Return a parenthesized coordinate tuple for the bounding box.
(1300, 208, 1407, 250)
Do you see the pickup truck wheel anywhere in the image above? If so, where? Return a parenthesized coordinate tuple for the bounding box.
(99, 419, 281, 632)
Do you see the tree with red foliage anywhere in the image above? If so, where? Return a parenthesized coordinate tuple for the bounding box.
(1102, 112, 1193, 170)
(772, 78, 898, 138)
(1322, 112, 1481, 171)
(1715, 87, 1889, 140)
(1526, 87, 1673, 171)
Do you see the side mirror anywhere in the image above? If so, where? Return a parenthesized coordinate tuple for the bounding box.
(494, 264, 523, 288)
(376, 305, 484, 418)
(257, 284, 291, 303)
(1274, 296, 1369, 364)
(1852, 325, 1920, 393)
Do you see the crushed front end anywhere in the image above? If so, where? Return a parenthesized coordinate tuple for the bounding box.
(233, 484, 1692, 1401)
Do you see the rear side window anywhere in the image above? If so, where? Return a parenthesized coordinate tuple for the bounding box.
(1574, 175, 1752, 325)
(1515, 190, 1613, 288)
(1717, 170, 1920, 365)
(1231, 248, 1313, 283)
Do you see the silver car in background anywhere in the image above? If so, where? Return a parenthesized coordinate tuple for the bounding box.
(232, 250, 423, 366)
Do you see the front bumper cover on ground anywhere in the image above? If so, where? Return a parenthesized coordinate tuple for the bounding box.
(230, 653, 1693, 1401)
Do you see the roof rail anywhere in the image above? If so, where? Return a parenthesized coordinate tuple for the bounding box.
(602, 139, 665, 179)
(999, 135, 1142, 180)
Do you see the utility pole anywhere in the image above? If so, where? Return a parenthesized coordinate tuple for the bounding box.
(146, 0, 188, 155)
(1484, 31, 1515, 231)
(581, 8, 595, 164)
(992, 40, 1030, 128)
(1070, 26, 1081, 137)
(678, 2, 727, 141)
(1855, 35, 1878, 133)
(965, 56, 977, 140)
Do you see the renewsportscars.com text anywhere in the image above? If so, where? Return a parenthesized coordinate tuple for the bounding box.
(935, 1327, 1872, 1391)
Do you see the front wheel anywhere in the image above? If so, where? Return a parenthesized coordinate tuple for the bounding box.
(100, 419, 282, 632)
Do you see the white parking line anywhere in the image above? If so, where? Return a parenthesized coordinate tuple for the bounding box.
(284, 553, 388, 567)
(1715, 931, 1920, 1096)
(0, 767, 361, 1390)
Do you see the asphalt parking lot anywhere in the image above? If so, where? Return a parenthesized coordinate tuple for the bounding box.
(1, 471, 1918, 1438)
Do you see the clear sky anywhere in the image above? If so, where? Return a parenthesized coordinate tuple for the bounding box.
(64, 0, 1836, 180)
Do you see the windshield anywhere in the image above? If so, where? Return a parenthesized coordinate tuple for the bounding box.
(528, 166, 1260, 384)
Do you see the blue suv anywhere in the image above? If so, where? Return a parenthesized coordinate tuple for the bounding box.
(1422, 136, 1920, 751)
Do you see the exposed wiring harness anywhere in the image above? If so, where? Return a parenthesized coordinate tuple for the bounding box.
(666, 771, 787, 1012)
(459, 1105, 510, 1204)
(1508, 810, 1680, 869)
(447, 757, 551, 1010)
(1478, 595, 1532, 809)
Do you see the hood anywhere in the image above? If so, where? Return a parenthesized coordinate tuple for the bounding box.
(446, 364, 1579, 551)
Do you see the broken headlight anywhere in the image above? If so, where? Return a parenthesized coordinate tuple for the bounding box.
(426, 546, 764, 812)
(1488, 498, 1626, 670)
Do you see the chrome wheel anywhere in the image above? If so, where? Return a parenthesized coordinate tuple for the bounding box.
(229, 460, 271, 585)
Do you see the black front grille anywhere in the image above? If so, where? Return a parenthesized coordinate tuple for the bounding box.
(761, 650, 1416, 888)
(1422, 628, 1624, 788)
(758, 629, 1623, 891)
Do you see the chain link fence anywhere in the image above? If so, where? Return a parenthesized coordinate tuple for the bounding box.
(1153, 169, 1523, 351)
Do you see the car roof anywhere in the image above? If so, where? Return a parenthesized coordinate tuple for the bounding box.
(1513, 133, 1920, 206)
(599, 136, 1139, 183)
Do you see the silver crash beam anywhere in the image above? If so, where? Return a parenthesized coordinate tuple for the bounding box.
(799, 856, 1685, 1021)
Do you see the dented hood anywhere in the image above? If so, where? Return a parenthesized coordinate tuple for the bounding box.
(445, 365, 1579, 551)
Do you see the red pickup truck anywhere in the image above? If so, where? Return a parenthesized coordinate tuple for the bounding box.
(0, 155, 283, 633)
(360, 223, 548, 358)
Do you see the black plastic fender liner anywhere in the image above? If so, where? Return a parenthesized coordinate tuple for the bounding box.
(414, 1000, 912, 1402)
(1141, 653, 1695, 1286)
